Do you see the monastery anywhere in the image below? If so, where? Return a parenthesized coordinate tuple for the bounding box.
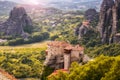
(44, 41, 90, 70)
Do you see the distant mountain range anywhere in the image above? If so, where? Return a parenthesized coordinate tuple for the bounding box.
(3, 0, 101, 3)
(0, 0, 102, 16)
(0, 1, 17, 15)
(47, 0, 101, 11)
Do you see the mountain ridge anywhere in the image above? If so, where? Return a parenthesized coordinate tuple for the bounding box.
(0, 0, 101, 13)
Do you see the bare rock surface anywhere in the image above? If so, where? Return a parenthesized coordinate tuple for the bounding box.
(0, 7, 32, 37)
(98, 0, 120, 44)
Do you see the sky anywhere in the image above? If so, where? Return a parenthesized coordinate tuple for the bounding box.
(2, 0, 51, 4)
(1, 0, 72, 4)
(1, 0, 100, 5)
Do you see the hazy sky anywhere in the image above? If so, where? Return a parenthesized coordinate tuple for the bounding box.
(1, 0, 100, 5)
(2, 0, 72, 4)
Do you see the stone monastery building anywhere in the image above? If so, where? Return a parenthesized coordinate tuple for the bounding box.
(44, 41, 89, 70)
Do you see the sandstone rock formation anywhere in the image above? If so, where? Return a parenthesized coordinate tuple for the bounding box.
(84, 9, 99, 22)
(98, 0, 120, 44)
(75, 8, 98, 40)
(75, 20, 95, 40)
(79, 21, 92, 39)
(0, 7, 32, 38)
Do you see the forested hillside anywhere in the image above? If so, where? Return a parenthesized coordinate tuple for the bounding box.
(48, 55, 120, 80)
(0, 47, 46, 79)
(1, 0, 120, 80)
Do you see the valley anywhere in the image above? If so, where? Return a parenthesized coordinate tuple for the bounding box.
(0, 42, 47, 80)
(0, 0, 120, 80)
(0, 41, 48, 48)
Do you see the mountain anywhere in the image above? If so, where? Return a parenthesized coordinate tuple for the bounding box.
(0, 1, 17, 15)
(1, 0, 102, 12)
(0, 1, 64, 25)
(98, 0, 120, 44)
(0, 7, 32, 37)
(47, 0, 101, 11)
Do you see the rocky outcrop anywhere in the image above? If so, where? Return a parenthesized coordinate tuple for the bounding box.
(75, 9, 98, 40)
(114, 33, 120, 43)
(0, 7, 32, 38)
(78, 23, 91, 39)
(75, 21, 95, 39)
(84, 9, 99, 22)
(98, 0, 120, 44)
(98, 0, 114, 44)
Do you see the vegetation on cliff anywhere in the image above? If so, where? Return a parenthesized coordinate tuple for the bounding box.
(48, 55, 120, 80)
(1, 0, 120, 80)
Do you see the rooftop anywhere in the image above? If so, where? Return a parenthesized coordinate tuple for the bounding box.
(48, 41, 84, 51)
(65, 45, 84, 51)
(47, 41, 70, 47)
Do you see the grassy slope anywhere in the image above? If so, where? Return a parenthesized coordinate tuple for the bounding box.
(0, 41, 50, 49)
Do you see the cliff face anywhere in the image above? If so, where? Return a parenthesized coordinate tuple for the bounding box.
(75, 21, 95, 40)
(0, 7, 32, 37)
(98, 0, 120, 44)
(78, 23, 91, 39)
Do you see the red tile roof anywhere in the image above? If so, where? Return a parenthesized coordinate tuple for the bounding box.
(48, 41, 84, 51)
(64, 45, 73, 50)
(47, 41, 70, 47)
